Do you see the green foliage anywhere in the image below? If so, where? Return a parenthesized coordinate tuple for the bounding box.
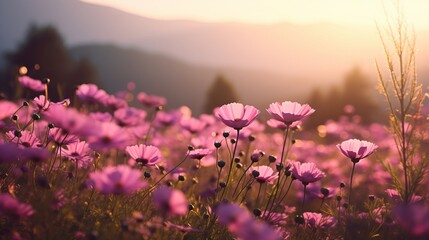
(376, 8, 428, 203)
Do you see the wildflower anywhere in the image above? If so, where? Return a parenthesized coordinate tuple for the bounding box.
(49, 127, 79, 145)
(62, 141, 94, 168)
(125, 144, 162, 166)
(215, 102, 260, 130)
(392, 204, 429, 237)
(89, 112, 113, 122)
(88, 165, 147, 195)
(152, 186, 188, 216)
(215, 202, 252, 234)
(180, 117, 207, 134)
(114, 107, 146, 127)
(337, 139, 378, 163)
(18, 76, 45, 92)
(43, 104, 95, 135)
(33, 95, 50, 111)
(87, 122, 132, 151)
(385, 189, 422, 204)
(266, 101, 315, 126)
(188, 148, 213, 160)
(250, 166, 278, 184)
(6, 130, 41, 148)
(250, 149, 265, 162)
(303, 212, 337, 228)
(137, 92, 166, 108)
(267, 119, 300, 130)
(0, 194, 34, 218)
(76, 83, 108, 104)
(102, 94, 128, 109)
(291, 162, 325, 185)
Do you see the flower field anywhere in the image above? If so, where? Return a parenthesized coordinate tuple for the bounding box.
(1, 21, 429, 240)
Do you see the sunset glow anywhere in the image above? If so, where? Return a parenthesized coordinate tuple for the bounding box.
(81, 0, 429, 28)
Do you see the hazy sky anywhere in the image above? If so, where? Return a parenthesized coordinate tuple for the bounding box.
(82, 0, 429, 28)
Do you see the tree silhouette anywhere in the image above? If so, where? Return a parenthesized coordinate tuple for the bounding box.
(203, 74, 239, 113)
(0, 24, 100, 101)
(342, 66, 378, 123)
(305, 66, 379, 128)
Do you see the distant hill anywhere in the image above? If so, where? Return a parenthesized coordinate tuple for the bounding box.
(70, 44, 308, 114)
(2, 0, 429, 85)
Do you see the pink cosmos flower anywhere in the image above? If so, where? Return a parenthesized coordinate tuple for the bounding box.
(137, 92, 166, 108)
(88, 165, 147, 195)
(49, 128, 79, 145)
(385, 189, 422, 204)
(125, 144, 162, 166)
(189, 148, 213, 160)
(0, 194, 34, 219)
(215, 202, 252, 234)
(87, 122, 132, 151)
(152, 186, 188, 216)
(7, 130, 41, 148)
(267, 119, 301, 130)
(266, 101, 315, 126)
(18, 76, 45, 92)
(32, 95, 50, 111)
(62, 141, 94, 168)
(114, 107, 146, 127)
(180, 117, 207, 134)
(215, 102, 260, 130)
(89, 112, 113, 122)
(303, 212, 337, 228)
(76, 84, 108, 104)
(102, 94, 128, 109)
(337, 139, 378, 163)
(291, 162, 325, 185)
(250, 165, 278, 184)
(43, 104, 94, 135)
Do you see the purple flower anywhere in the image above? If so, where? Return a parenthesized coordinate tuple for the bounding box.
(189, 148, 213, 160)
(291, 162, 325, 185)
(137, 92, 166, 108)
(152, 186, 188, 216)
(250, 165, 278, 184)
(125, 144, 162, 166)
(18, 76, 45, 92)
(76, 84, 108, 104)
(180, 117, 207, 134)
(49, 128, 79, 145)
(267, 101, 315, 126)
(215, 102, 260, 130)
(88, 165, 148, 195)
(0, 194, 34, 219)
(7, 130, 41, 148)
(114, 107, 146, 127)
(87, 122, 132, 151)
(32, 95, 50, 111)
(337, 139, 378, 163)
(392, 204, 429, 237)
(303, 212, 337, 228)
(215, 202, 252, 234)
(63, 141, 94, 168)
